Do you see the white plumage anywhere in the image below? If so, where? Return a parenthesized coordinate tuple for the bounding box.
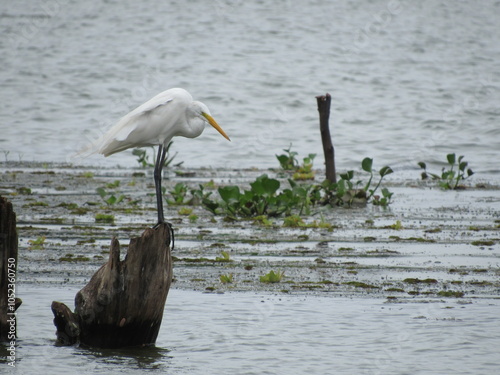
(80, 87, 230, 227)
(83, 87, 229, 157)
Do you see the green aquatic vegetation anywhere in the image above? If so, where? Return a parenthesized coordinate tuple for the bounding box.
(276, 144, 316, 180)
(468, 281, 492, 286)
(167, 182, 188, 205)
(79, 171, 94, 178)
(70, 207, 90, 215)
(276, 144, 299, 170)
(260, 270, 285, 283)
(472, 268, 488, 273)
(406, 237, 436, 243)
(95, 213, 115, 223)
(166, 182, 213, 206)
(76, 238, 96, 245)
(205, 175, 287, 218)
(471, 240, 495, 246)
(40, 217, 64, 224)
(283, 215, 305, 228)
(106, 180, 120, 189)
(418, 153, 474, 189)
(312, 157, 393, 207)
(178, 207, 193, 215)
(132, 143, 180, 169)
(437, 291, 464, 298)
(292, 154, 316, 181)
(96, 187, 125, 206)
(202, 157, 393, 218)
(219, 274, 233, 284)
(188, 214, 198, 223)
(343, 281, 379, 289)
(385, 287, 405, 293)
(338, 247, 355, 252)
(17, 187, 32, 195)
(59, 254, 91, 262)
(215, 251, 232, 262)
(24, 201, 48, 207)
(403, 278, 438, 285)
(28, 236, 46, 250)
(252, 215, 274, 227)
(385, 220, 403, 230)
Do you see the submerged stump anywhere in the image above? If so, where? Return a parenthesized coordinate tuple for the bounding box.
(52, 223, 172, 348)
(0, 196, 22, 342)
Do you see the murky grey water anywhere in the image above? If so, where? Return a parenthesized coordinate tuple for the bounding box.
(2, 1, 500, 373)
(6, 285, 500, 374)
(1, 0, 499, 178)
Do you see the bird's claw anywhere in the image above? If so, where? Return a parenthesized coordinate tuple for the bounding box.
(153, 221, 175, 250)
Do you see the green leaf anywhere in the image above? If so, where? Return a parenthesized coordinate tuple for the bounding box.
(458, 155, 464, 163)
(276, 154, 291, 169)
(446, 153, 456, 165)
(262, 177, 280, 196)
(106, 196, 116, 205)
(459, 161, 468, 172)
(379, 166, 393, 177)
(340, 170, 354, 181)
(467, 168, 474, 177)
(251, 175, 280, 196)
(429, 173, 441, 180)
(361, 157, 373, 172)
(381, 187, 393, 198)
(96, 187, 107, 198)
(218, 186, 241, 203)
(417, 162, 426, 169)
(442, 170, 455, 180)
(202, 198, 219, 214)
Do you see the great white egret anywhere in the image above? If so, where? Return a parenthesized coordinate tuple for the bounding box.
(81, 87, 230, 234)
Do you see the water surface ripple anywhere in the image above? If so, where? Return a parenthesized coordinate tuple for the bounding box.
(1, 1, 499, 179)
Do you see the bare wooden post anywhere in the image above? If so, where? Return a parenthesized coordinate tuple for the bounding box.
(52, 223, 172, 348)
(316, 93, 337, 183)
(0, 196, 22, 342)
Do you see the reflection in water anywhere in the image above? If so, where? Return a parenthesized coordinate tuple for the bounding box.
(78, 345, 172, 371)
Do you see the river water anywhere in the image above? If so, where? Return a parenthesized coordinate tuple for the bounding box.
(1, 0, 499, 179)
(5, 285, 500, 374)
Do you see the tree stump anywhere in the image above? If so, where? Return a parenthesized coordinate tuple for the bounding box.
(52, 223, 172, 348)
(316, 93, 337, 184)
(0, 196, 22, 342)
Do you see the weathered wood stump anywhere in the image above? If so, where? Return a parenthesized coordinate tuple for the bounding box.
(0, 196, 22, 342)
(316, 93, 337, 184)
(51, 223, 172, 348)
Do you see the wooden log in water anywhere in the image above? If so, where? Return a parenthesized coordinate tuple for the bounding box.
(0, 196, 22, 342)
(316, 93, 337, 184)
(52, 223, 172, 348)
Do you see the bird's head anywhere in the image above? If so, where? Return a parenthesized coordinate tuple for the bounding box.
(192, 101, 230, 141)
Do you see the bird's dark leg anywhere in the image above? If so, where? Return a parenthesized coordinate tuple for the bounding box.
(153, 145, 175, 249)
(154, 145, 165, 225)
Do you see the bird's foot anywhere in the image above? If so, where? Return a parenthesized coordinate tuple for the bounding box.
(153, 220, 175, 250)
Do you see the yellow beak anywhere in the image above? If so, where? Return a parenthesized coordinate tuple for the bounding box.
(202, 112, 231, 141)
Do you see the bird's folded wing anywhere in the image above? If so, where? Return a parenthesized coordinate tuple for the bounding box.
(76, 96, 175, 156)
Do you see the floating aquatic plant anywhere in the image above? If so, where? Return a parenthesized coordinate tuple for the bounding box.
(418, 153, 474, 189)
